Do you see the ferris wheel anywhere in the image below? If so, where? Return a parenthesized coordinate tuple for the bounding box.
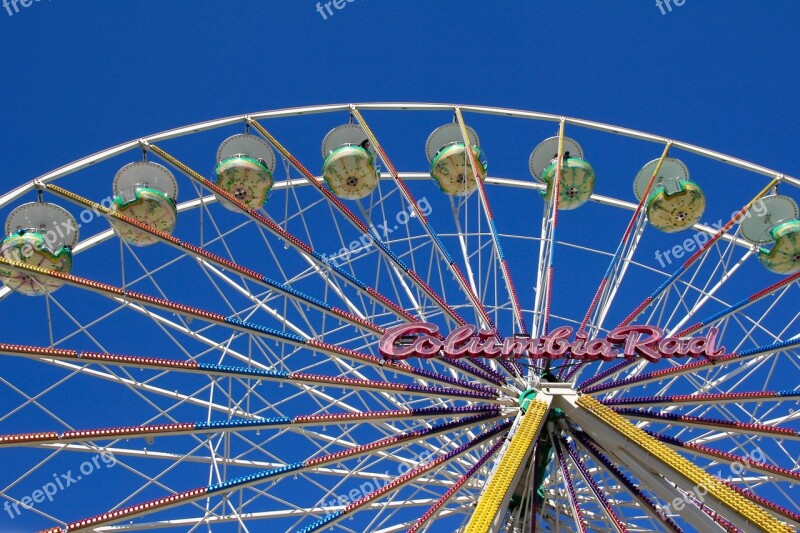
(0, 103, 798, 533)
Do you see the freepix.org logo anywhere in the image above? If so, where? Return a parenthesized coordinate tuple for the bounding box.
(315, 0, 358, 21)
(3, 451, 117, 520)
(319, 197, 432, 267)
(655, 0, 689, 15)
(3, 0, 48, 17)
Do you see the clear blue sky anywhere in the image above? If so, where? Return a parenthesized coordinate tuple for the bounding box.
(1, 2, 799, 531)
(1, 1, 798, 179)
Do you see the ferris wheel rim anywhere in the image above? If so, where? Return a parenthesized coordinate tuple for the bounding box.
(2, 102, 798, 213)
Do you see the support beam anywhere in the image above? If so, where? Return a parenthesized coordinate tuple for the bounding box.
(559, 394, 792, 532)
(464, 393, 552, 533)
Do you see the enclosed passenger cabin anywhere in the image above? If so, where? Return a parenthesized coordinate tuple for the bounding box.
(110, 161, 178, 246)
(530, 136, 595, 210)
(426, 123, 487, 196)
(321, 124, 379, 200)
(0, 201, 78, 295)
(634, 158, 705, 233)
(214, 134, 276, 211)
(741, 194, 800, 274)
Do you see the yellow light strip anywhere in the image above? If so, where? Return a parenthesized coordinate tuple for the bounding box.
(555, 117, 566, 192)
(576, 395, 791, 532)
(641, 141, 673, 203)
(465, 400, 549, 533)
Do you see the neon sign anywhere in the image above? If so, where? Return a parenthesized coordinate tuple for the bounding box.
(378, 323, 725, 362)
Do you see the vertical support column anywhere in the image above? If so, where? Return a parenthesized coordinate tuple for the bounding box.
(465, 393, 552, 533)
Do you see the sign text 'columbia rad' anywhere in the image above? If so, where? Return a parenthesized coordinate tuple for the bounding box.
(378, 323, 725, 362)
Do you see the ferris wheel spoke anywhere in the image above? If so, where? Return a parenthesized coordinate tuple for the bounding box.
(540, 120, 566, 346)
(570, 430, 683, 532)
(10, 424, 490, 503)
(530, 191, 554, 368)
(0, 406, 501, 449)
(551, 431, 589, 532)
(614, 370, 792, 442)
(247, 119, 470, 330)
(294, 422, 509, 533)
(451, 107, 527, 336)
(613, 407, 800, 441)
(558, 434, 629, 533)
(143, 142, 422, 327)
(560, 394, 789, 531)
(45, 182, 386, 335)
(0, 344, 502, 404)
(601, 390, 800, 408)
(617, 178, 778, 330)
(404, 436, 504, 533)
(581, 339, 800, 394)
(38, 441, 466, 480)
(42, 413, 502, 532)
(22, 359, 257, 420)
(530, 122, 569, 383)
(80, 498, 474, 533)
(0, 258, 502, 393)
(563, 143, 672, 382)
(351, 108, 502, 332)
(348, 107, 521, 381)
